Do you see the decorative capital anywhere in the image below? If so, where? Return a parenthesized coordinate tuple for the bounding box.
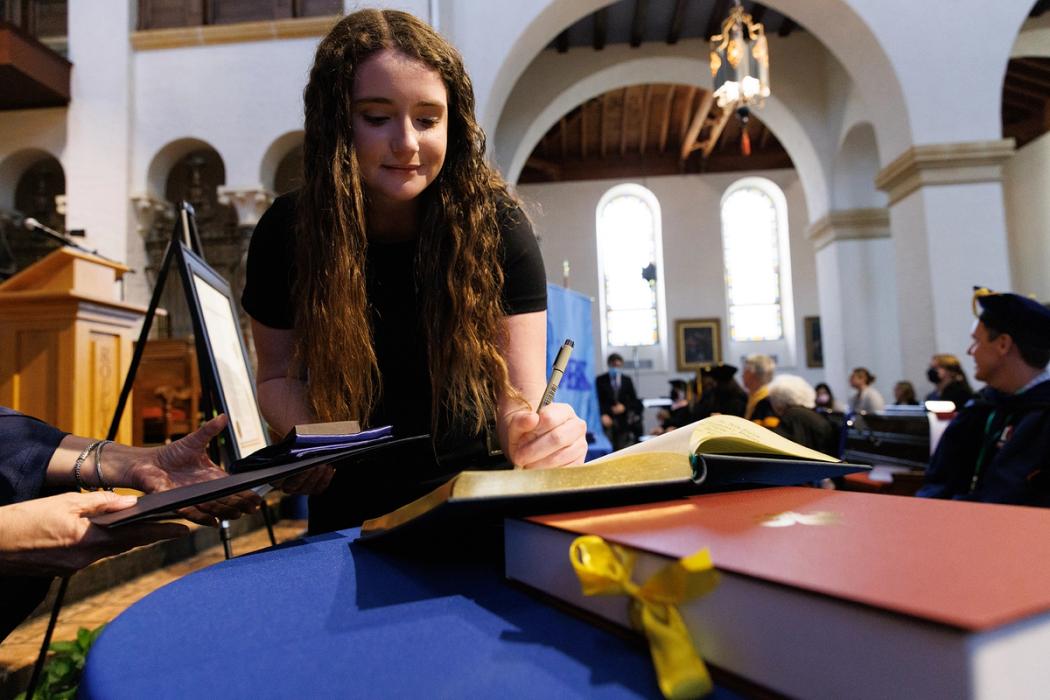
(806, 208, 890, 251)
(217, 187, 274, 227)
(875, 139, 1015, 206)
(130, 194, 172, 237)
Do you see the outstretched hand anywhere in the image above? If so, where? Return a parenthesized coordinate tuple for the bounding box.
(124, 414, 261, 524)
(503, 402, 588, 469)
(0, 492, 190, 577)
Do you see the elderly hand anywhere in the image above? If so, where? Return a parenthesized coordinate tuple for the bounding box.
(502, 402, 588, 469)
(0, 492, 189, 577)
(122, 414, 261, 525)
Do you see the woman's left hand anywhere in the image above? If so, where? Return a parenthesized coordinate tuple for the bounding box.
(502, 402, 588, 469)
(124, 414, 262, 524)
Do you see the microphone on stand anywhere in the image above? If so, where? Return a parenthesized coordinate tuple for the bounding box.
(22, 217, 124, 267)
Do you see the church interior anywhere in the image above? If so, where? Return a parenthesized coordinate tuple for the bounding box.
(2, 0, 1050, 697)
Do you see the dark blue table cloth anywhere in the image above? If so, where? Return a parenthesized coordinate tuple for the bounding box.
(80, 528, 740, 698)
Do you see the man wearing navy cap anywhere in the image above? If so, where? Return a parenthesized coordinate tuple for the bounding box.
(919, 287, 1050, 505)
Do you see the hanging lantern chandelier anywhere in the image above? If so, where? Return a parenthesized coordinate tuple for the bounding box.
(710, 1, 770, 155)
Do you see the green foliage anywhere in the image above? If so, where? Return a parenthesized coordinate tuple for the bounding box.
(15, 624, 105, 700)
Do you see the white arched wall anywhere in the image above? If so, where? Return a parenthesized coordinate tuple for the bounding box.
(481, 0, 912, 169)
(831, 123, 885, 211)
(496, 38, 832, 221)
(260, 130, 304, 192)
(1002, 12, 1050, 301)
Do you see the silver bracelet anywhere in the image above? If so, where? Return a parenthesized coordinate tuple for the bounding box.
(73, 441, 102, 491)
(93, 440, 114, 491)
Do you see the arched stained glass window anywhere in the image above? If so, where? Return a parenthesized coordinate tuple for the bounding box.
(721, 178, 789, 342)
(596, 185, 663, 347)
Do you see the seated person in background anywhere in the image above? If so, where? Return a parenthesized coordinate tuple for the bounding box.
(651, 379, 693, 435)
(703, 363, 749, 417)
(743, 354, 778, 426)
(767, 375, 838, 456)
(597, 353, 644, 450)
(924, 353, 974, 408)
(893, 380, 919, 405)
(814, 382, 844, 412)
(0, 408, 259, 641)
(847, 367, 885, 413)
(919, 288, 1050, 505)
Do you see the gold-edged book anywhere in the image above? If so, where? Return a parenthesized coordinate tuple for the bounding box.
(360, 414, 868, 542)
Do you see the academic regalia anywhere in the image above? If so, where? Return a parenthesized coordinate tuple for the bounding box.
(918, 380, 1050, 505)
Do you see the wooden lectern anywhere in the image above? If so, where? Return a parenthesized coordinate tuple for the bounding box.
(0, 248, 148, 443)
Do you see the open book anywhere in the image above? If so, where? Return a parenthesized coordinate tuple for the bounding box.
(360, 415, 866, 541)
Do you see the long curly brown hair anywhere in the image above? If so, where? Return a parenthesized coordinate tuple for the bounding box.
(295, 9, 519, 433)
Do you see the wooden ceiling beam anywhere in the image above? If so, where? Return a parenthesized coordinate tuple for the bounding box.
(630, 0, 648, 48)
(677, 85, 698, 147)
(593, 8, 608, 50)
(1005, 74, 1050, 100)
(1031, 0, 1050, 17)
(620, 87, 631, 156)
(658, 85, 675, 152)
(639, 84, 653, 155)
(554, 29, 569, 53)
(1008, 64, 1050, 90)
(581, 101, 588, 159)
(749, 3, 768, 24)
(706, 0, 731, 39)
(667, 0, 688, 44)
(700, 107, 733, 158)
(679, 90, 714, 161)
(559, 116, 567, 161)
(759, 123, 772, 150)
(524, 156, 562, 179)
(778, 17, 797, 37)
(1004, 83, 1047, 106)
(1015, 58, 1050, 77)
(600, 93, 610, 159)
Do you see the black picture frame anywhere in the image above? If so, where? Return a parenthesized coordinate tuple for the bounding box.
(176, 244, 269, 463)
(804, 316, 824, 368)
(675, 318, 722, 371)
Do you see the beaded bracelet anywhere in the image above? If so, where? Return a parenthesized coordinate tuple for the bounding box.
(93, 439, 114, 491)
(73, 440, 102, 491)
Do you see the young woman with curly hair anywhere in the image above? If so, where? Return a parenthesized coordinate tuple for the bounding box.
(241, 9, 587, 532)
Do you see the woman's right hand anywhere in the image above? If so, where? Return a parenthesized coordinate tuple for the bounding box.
(276, 465, 336, 496)
(0, 492, 189, 577)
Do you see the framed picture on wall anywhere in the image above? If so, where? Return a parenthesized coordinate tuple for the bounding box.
(675, 318, 722, 372)
(804, 316, 824, 368)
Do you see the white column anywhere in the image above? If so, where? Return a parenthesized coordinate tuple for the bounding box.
(217, 187, 274, 228)
(807, 209, 899, 402)
(876, 139, 1014, 388)
(62, 2, 133, 266)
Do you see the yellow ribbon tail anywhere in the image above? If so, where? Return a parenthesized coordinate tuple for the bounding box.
(570, 535, 719, 699)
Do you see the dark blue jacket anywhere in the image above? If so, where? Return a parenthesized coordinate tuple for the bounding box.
(919, 379, 1050, 506)
(0, 406, 67, 641)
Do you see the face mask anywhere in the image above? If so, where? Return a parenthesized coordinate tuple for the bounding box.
(609, 367, 621, 379)
(816, 392, 830, 406)
(926, 367, 940, 383)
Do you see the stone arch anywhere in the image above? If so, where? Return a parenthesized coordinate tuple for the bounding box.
(144, 137, 228, 202)
(0, 147, 62, 211)
(259, 130, 304, 193)
(483, 0, 912, 167)
(831, 122, 885, 210)
(497, 49, 829, 221)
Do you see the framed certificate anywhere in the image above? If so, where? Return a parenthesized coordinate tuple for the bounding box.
(177, 245, 268, 461)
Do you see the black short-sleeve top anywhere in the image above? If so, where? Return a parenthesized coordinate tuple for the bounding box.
(241, 191, 547, 442)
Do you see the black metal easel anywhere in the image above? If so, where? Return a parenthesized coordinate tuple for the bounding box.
(24, 202, 275, 699)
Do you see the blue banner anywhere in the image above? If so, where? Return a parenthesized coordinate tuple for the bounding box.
(546, 284, 612, 459)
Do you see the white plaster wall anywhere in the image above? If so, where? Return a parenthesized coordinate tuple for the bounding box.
(1003, 132, 1050, 302)
(518, 168, 824, 414)
(814, 238, 900, 405)
(63, 1, 133, 263)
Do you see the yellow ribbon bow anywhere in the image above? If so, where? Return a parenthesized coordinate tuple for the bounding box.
(570, 535, 720, 699)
